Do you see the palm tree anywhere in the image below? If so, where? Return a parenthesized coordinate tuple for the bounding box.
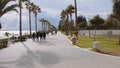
(74, 0, 78, 39)
(66, 4, 75, 36)
(39, 19, 49, 31)
(67, 5, 75, 22)
(44, 20, 51, 31)
(44, 20, 48, 31)
(19, 0, 22, 40)
(31, 4, 41, 33)
(61, 10, 67, 21)
(39, 19, 45, 31)
(25, 1, 33, 37)
(0, 0, 19, 17)
(47, 21, 51, 31)
(19, 0, 28, 40)
(60, 10, 69, 35)
(0, 0, 18, 31)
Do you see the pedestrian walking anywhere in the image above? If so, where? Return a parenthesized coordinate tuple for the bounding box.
(32, 32, 36, 41)
(36, 32, 39, 41)
(43, 32, 46, 40)
(55, 30, 58, 35)
(39, 31, 43, 41)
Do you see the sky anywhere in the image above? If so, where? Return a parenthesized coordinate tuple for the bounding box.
(0, 0, 113, 30)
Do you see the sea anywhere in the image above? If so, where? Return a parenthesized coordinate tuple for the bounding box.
(0, 30, 35, 39)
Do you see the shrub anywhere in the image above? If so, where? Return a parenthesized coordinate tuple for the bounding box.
(0, 39, 8, 49)
(18, 36, 27, 42)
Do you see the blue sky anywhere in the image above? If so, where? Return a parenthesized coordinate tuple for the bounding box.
(0, 0, 113, 30)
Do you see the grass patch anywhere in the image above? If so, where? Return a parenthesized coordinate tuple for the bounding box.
(76, 36, 120, 56)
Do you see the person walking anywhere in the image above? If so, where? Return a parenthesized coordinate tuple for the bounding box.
(55, 30, 58, 35)
(36, 32, 39, 41)
(39, 31, 43, 41)
(43, 32, 46, 40)
(32, 32, 36, 41)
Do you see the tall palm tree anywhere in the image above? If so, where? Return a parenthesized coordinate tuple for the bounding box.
(61, 10, 67, 21)
(19, 0, 23, 40)
(44, 20, 48, 31)
(45, 20, 51, 31)
(19, 0, 22, 40)
(25, 1, 33, 37)
(39, 19, 44, 31)
(60, 10, 69, 32)
(67, 5, 75, 22)
(66, 5, 75, 36)
(19, 0, 28, 40)
(0, 0, 19, 17)
(31, 4, 41, 33)
(46, 21, 51, 31)
(39, 19, 48, 31)
(74, 0, 78, 39)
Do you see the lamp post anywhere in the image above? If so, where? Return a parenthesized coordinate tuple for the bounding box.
(74, 0, 78, 39)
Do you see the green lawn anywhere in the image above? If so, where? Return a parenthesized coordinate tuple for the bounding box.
(76, 36, 120, 56)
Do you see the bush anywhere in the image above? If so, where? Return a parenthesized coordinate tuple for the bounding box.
(0, 39, 8, 49)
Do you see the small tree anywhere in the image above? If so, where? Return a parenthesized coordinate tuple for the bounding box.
(90, 15, 104, 41)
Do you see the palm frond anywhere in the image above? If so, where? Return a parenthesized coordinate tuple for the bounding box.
(0, 0, 16, 11)
(0, 4, 19, 17)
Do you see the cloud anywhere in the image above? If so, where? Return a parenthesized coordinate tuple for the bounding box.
(0, 0, 113, 30)
(41, 7, 60, 19)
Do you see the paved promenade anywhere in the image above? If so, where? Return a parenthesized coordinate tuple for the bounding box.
(0, 32, 120, 68)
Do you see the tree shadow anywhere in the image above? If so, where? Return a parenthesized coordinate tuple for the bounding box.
(35, 40, 55, 46)
(0, 42, 62, 68)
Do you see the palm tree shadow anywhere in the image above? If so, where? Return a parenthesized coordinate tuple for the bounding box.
(36, 40, 55, 46)
(0, 42, 62, 68)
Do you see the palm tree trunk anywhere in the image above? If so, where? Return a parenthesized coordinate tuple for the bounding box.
(46, 23, 48, 30)
(74, 0, 78, 39)
(44, 23, 46, 31)
(42, 22, 43, 31)
(19, 0, 22, 39)
(29, 9, 32, 37)
(70, 14, 73, 22)
(44, 22, 45, 31)
(35, 13, 37, 33)
(70, 13, 73, 37)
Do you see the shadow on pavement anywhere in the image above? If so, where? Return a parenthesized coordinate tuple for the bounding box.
(35, 40, 55, 46)
(0, 42, 62, 68)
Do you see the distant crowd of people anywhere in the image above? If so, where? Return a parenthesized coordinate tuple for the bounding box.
(32, 30, 57, 41)
(32, 31, 46, 41)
